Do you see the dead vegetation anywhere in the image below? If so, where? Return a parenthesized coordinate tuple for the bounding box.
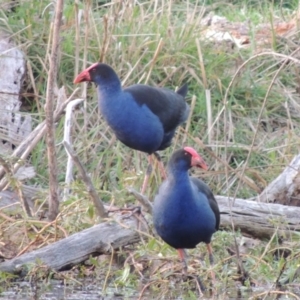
(1, 0, 300, 298)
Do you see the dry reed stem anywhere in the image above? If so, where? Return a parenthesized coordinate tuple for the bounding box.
(16, 219, 66, 257)
(63, 141, 107, 218)
(205, 89, 212, 145)
(0, 211, 15, 222)
(208, 52, 300, 147)
(251, 230, 277, 273)
(100, 15, 109, 62)
(192, 137, 260, 192)
(74, 0, 80, 77)
(182, 94, 196, 145)
(102, 245, 114, 292)
(15, 181, 31, 217)
(145, 37, 164, 84)
(231, 49, 300, 203)
(45, 0, 64, 220)
(196, 38, 208, 88)
(251, 291, 300, 300)
(82, 1, 91, 162)
(26, 61, 41, 113)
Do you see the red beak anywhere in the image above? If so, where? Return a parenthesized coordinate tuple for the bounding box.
(74, 69, 91, 83)
(191, 156, 208, 170)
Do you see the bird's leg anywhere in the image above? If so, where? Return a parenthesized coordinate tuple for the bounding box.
(153, 152, 167, 180)
(178, 249, 205, 293)
(140, 155, 153, 194)
(206, 243, 216, 283)
(177, 248, 188, 274)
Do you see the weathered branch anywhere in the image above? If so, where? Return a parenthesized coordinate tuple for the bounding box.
(63, 141, 107, 218)
(126, 188, 300, 239)
(258, 153, 300, 205)
(217, 195, 300, 239)
(0, 218, 140, 274)
(127, 188, 153, 213)
(63, 98, 84, 201)
(0, 88, 79, 191)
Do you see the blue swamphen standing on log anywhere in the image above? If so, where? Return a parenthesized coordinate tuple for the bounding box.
(153, 147, 220, 280)
(74, 63, 189, 194)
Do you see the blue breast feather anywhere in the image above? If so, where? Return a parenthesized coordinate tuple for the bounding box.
(153, 179, 216, 249)
(99, 90, 165, 153)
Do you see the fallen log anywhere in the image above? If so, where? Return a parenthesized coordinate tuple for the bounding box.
(217, 196, 300, 239)
(2, 190, 300, 275)
(128, 187, 300, 239)
(258, 154, 300, 206)
(0, 218, 141, 274)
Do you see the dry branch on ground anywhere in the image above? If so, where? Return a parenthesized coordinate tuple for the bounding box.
(0, 217, 141, 274)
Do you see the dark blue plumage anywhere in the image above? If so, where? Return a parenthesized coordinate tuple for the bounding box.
(74, 63, 189, 154)
(153, 147, 220, 272)
(74, 63, 189, 193)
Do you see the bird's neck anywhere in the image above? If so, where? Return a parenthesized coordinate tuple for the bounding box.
(168, 168, 191, 186)
(97, 81, 122, 98)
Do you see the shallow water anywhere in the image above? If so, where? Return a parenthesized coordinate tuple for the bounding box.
(1, 279, 300, 300)
(0, 279, 134, 300)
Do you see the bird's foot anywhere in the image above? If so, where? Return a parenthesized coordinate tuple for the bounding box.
(182, 274, 206, 294)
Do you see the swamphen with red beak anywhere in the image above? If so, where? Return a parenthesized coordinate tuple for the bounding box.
(74, 63, 189, 193)
(153, 147, 220, 278)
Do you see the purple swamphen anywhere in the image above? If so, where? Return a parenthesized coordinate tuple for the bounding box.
(74, 63, 189, 193)
(153, 147, 220, 278)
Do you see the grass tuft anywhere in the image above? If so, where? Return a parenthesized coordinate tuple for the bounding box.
(1, 0, 300, 297)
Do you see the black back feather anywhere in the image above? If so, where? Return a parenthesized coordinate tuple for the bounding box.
(190, 177, 220, 231)
(124, 84, 189, 133)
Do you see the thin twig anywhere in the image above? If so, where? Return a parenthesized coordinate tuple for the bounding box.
(63, 141, 107, 218)
(127, 187, 153, 213)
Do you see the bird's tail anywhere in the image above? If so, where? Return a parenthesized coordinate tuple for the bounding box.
(176, 83, 188, 98)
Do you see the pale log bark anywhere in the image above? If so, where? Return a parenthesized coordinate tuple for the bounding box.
(0, 88, 79, 190)
(216, 195, 300, 239)
(1, 194, 300, 274)
(258, 154, 300, 206)
(63, 98, 84, 201)
(0, 218, 140, 274)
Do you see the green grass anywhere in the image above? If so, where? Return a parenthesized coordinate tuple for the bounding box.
(1, 0, 300, 298)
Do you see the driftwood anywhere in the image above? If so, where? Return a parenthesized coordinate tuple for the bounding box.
(0, 31, 31, 154)
(1, 191, 300, 274)
(258, 154, 300, 205)
(1, 152, 300, 274)
(0, 87, 79, 190)
(216, 196, 300, 239)
(0, 217, 141, 274)
(63, 99, 84, 201)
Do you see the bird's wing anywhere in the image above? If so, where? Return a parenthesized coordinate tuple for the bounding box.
(124, 84, 189, 132)
(190, 177, 220, 230)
